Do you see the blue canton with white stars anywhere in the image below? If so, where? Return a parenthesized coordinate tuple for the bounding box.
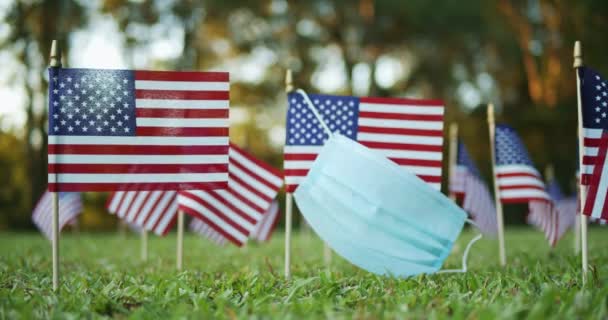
(48, 68, 136, 136)
(286, 93, 359, 145)
(495, 125, 535, 167)
(457, 141, 481, 177)
(546, 179, 563, 201)
(580, 67, 608, 129)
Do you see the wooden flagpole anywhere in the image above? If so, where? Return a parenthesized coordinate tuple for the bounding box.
(487, 103, 507, 266)
(141, 229, 148, 261)
(49, 40, 61, 291)
(284, 69, 294, 279)
(176, 210, 184, 270)
(448, 123, 459, 201)
(573, 40, 588, 283)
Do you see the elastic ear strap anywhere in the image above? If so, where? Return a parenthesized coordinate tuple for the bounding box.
(295, 89, 333, 137)
(437, 219, 483, 274)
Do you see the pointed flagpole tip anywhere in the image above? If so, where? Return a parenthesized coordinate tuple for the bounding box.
(573, 41, 583, 68)
(285, 69, 294, 93)
(544, 164, 555, 182)
(49, 40, 62, 68)
(487, 103, 495, 124)
(449, 123, 458, 138)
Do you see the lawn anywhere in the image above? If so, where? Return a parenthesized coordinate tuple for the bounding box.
(0, 228, 607, 319)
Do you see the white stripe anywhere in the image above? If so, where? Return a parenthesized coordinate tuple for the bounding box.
(218, 191, 262, 221)
(48, 173, 228, 183)
(228, 180, 268, 209)
(584, 147, 598, 156)
(373, 148, 442, 161)
(136, 191, 162, 225)
(230, 165, 276, 199)
(500, 189, 550, 200)
(135, 80, 229, 91)
(358, 118, 443, 130)
(49, 154, 229, 164)
(497, 176, 545, 188)
(49, 135, 229, 146)
(154, 198, 178, 235)
(230, 149, 283, 187)
(125, 191, 149, 221)
(107, 191, 124, 213)
(136, 99, 228, 109)
(591, 158, 608, 219)
(144, 192, 175, 230)
(117, 192, 135, 217)
(178, 195, 249, 242)
(359, 102, 444, 115)
(136, 118, 229, 127)
(584, 128, 603, 139)
(496, 165, 541, 176)
(393, 166, 441, 176)
(183, 190, 255, 230)
(285, 176, 306, 185)
(284, 160, 314, 170)
(357, 133, 443, 146)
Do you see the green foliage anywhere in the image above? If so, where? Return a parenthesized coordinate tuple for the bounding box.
(1, 229, 607, 319)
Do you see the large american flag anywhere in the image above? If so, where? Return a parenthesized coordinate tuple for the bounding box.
(495, 125, 560, 245)
(32, 191, 82, 240)
(580, 67, 608, 186)
(449, 142, 497, 235)
(178, 144, 283, 246)
(284, 93, 444, 192)
(47, 68, 230, 192)
(106, 191, 178, 236)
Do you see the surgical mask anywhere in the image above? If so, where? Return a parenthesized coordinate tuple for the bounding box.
(293, 89, 482, 277)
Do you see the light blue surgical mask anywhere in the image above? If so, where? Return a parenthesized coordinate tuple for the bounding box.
(293, 89, 482, 277)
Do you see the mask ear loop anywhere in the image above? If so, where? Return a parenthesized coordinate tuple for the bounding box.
(295, 89, 334, 137)
(437, 219, 483, 274)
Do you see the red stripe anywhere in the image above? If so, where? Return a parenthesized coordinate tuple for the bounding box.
(359, 111, 443, 121)
(123, 192, 140, 222)
(129, 191, 154, 224)
(135, 90, 228, 100)
(142, 191, 168, 227)
(178, 192, 249, 237)
(362, 141, 443, 152)
(136, 127, 228, 137)
(417, 175, 442, 183)
(261, 208, 280, 242)
(358, 126, 443, 137)
(284, 169, 309, 177)
(150, 193, 178, 235)
(389, 158, 442, 167)
(499, 185, 545, 191)
(501, 197, 550, 204)
(49, 181, 228, 192)
(230, 172, 272, 205)
(583, 155, 597, 165)
(105, 191, 119, 211)
(182, 213, 242, 246)
(230, 143, 283, 178)
(206, 190, 258, 224)
(49, 163, 228, 174)
(224, 189, 265, 218)
(134, 70, 229, 82)
(360, 96, 444, 107)
(496, 172, 539, 179)
(284, 154, 318, 161)
(584, 137, 601, 147)
(584, 132, 608, 216)
(158, 214, 177, 236)
(136, 108, 228, 118)
(286, 184, 297, 193)
(48, 144, 228, 155)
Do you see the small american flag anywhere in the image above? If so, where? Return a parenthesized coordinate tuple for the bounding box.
(579, 67, 608, 186)
(495, 125, 560, 246)
(544, 178, 577, 242)
(449, 142, 497, 235)
(47, 68, 230, 192)
(284, 93, 444, 192)
(178, 144, 283, 246)
(190, 218, 227, 246)
(32, 191, 82, 240)
(106, 191, 177, 236)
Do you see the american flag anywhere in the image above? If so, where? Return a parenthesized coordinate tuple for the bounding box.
(495, 125, 560, 246)
(250, 200, 280, 242)
(106, 191, 177, 236)
(449, 142, 497, 235)
(284, 93, 444, 192)
(579, 67, 608, 186)
(190, 218, 227, 246)
(545, 178, 577, 242)
(178, 144, 283, 246)
(32, 191, 82, 240)
(190, 200, 279, 245)
(47, 68, 230, 192)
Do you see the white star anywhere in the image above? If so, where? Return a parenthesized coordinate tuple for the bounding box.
(123, 78, 128, 84)
(82, 77, 87, 82)
(75, 120, 81, 126)
(61, 120, 66, 125)
(53, 114, 59, 119)
(89, 120, 95, 126)
(96, 114, 102, 120)
(60, 95, 66, 100)
(124, 127, 130, 133)
(82, 126, 88, 132)
(123, 90, 128, 96)
(67, 114, 73, 119)
(67, 77, 72, 82)
(82, 114, 88, 120)
(596, 118, 601, 123)
(75, 108, 80, 113)
(74, 95, 80, 101)
(67, 101, 73, 107)
(603, 113, 606, 118)
(111, 127, 116, 132)
(117, 121, 123, 126)
(110, 102, 116, 108)
(597, 96, 602, 101)
(97, 126, 102, 132)
(82, 101, 88, 107)
(117, 109, 122, 114)
(59, 82, 65, 88)
(103, 121, 109, 126)
(103, 108, 108, 114)
(74, 83, 80, 89)
(60, 107, 66, 113)
(604, 102, 607, 107)
(110, 115, 116, 120)
(95, 102, 101, 107)
(53, 101, 59, 106)
(123, 103, 129, 108)
(596, 107, 601, 112)
(68, 126, 73, 132)
(116, 96, 122, 102)
(53, 76, 58, 82)
(54, 126, 59, 131)
(124, 115, 130, 120)
(53, 89, 59, 94)
(102, 96, 108, 102)
(89, 108, 95, 113)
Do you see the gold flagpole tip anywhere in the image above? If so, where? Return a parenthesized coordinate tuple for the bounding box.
(50, 40, 62, 68)
(573, 41, 583, 68)
(487, 103, 495, 123)
(285, 69, 294, 93)
(449, 123, 458, 137)
(544, 165, 555, 181)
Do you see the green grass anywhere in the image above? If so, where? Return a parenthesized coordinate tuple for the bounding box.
(0, 228, 607, 319)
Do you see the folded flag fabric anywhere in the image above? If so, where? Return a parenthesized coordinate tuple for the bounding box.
(544, 178, 578, 240)
(284, 93, 444, 192)
(178, 143, 283, 246)
(190, 218, 227, 246)
(32, 190, 82, 240)
(494, 125, 560, 246)
(449, 141, 497, 235)
(250, 200, 280, 242)
(47, 68, 230, 192)
(106, 190, 177, 236)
